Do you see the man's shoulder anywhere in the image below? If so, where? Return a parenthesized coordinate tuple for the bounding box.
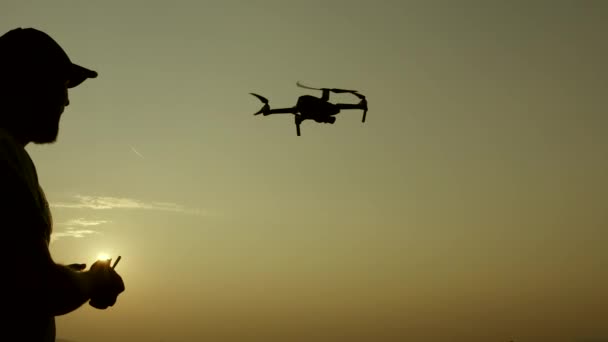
(0, 127, 21, 153)
(0, 129, 19, 162)
(0, 128, 35, 180)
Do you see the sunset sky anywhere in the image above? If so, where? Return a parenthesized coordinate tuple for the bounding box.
(2, 1, 607, 341)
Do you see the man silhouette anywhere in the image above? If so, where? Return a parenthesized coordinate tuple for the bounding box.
(0, 28, 125, 341)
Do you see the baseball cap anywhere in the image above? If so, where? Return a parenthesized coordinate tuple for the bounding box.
(0, 27, 97, 88)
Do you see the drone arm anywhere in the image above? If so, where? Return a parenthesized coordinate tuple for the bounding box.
(336, 99, 368, 122)
(264, 107, 298, 115)
(335, 103, 362, 110)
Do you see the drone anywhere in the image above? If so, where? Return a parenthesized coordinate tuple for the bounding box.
(250, 81, 368, 136)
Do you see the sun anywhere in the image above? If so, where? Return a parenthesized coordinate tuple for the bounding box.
(97, 253, 111, 261)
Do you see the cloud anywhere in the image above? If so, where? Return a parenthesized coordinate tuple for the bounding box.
(64, 218, 109, 227)
(51, 217, 107, 242)
(50, 195, 206, 216)
(130, 145, 145, 159)
(51, 228, 101, 242)
(48, 195, 209, 242)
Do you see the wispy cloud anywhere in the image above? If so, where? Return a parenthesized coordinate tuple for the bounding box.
(51, 195, 206, 216)
(51, 229, 100, 242)
(51, 218, 107, 242)
(130, 145, 145, 159)
(63, 218, 109, 227)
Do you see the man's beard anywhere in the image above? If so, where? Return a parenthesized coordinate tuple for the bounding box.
(31, 131, 59, 144)
(30, 116, 61, 144)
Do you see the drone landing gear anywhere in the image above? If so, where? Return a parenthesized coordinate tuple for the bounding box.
(295, 116, 303, 136)
(361, 96, 368, 122)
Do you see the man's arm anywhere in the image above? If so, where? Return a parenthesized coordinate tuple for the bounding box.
(35, 238, 97, 316)
(10, 232, 122, 316)
(1, 159, 95, 316)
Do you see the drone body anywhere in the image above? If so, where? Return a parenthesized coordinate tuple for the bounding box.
(251, 82, 368, 136)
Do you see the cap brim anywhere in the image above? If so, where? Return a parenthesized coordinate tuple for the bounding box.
(67, 63, 97, 88)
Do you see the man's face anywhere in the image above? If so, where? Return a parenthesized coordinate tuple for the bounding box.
(23, 74, 70, 144)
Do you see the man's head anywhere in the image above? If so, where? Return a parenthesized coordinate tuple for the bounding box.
(0, 28, 97, 144)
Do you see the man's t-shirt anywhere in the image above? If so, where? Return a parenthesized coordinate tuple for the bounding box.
(0, 127, 55, 341)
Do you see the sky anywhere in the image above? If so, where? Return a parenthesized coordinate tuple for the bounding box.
(2, 1, 607, 341)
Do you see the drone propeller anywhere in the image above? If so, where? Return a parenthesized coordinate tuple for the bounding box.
(347, 92, 364, 100)
(296, 81, 358, 94)
(250, 93, 270, 115)
(250, 93, 268, 104)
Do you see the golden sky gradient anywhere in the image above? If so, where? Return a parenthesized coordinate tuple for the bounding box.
(2, 1, 607, 341)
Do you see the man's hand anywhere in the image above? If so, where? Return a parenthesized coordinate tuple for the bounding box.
(87, 259, 125, 309)
(67, 263, 86, 271)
